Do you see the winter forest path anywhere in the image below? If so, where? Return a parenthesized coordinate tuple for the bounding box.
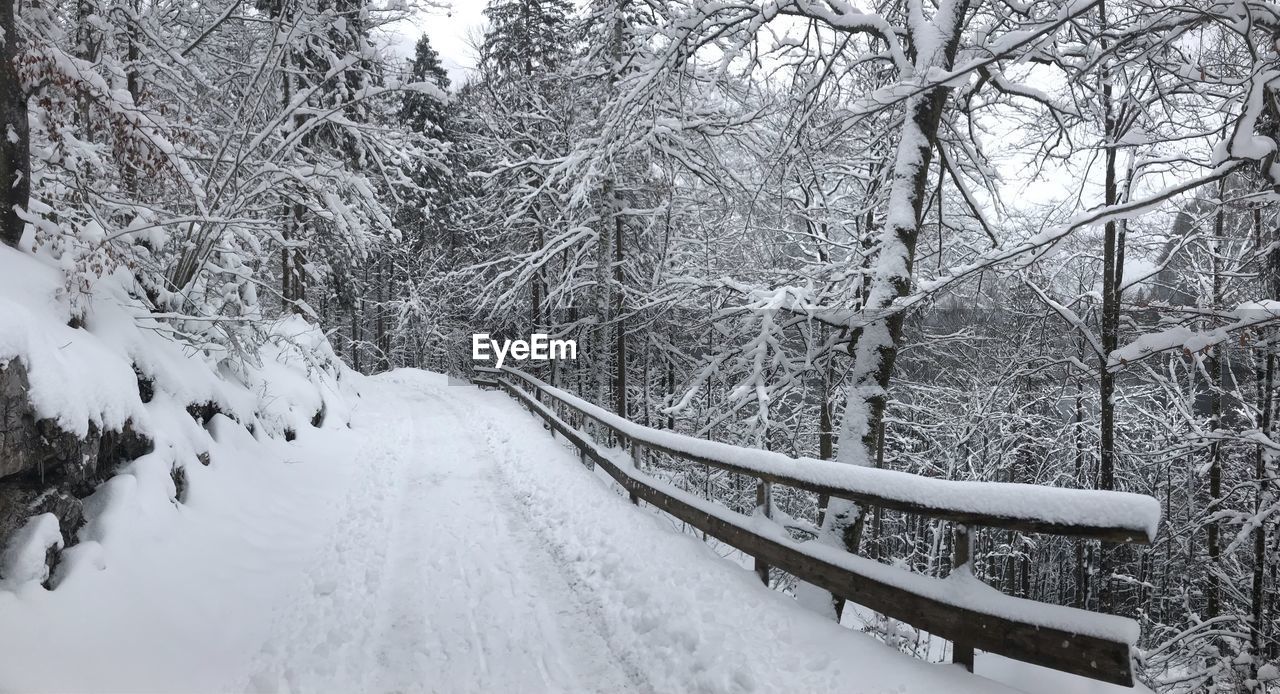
(244, 371, 1016, 694)
(0, 369, 1025, 694)
(245, 374, 642, 693)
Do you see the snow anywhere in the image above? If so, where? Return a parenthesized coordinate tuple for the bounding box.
(495, 367, 1162, 541)
(0, 391, 359, 692)
(978, 653, 1154, 694)
(0, 245, 343, 442)
(0, 242, 358, 687)
(460, 378, 1022, 693)
(244, 371, 637, 694)
(1108, 300, 1280, 369)
(0, 249, 148, 438)
(1, 371, 1022, 694)
(0, 240, 1143, 694)
(0, 514, 63, 589)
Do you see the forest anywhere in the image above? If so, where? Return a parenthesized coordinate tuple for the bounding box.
(1, 0, 1279, 690)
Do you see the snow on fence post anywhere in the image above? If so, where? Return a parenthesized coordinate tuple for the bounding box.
(577, 409, 593, 470)
(621, 435, 639, 506)
(951, 524, 975, 672)
(633, 441, 646, 478)
(754, 480, 774, 585)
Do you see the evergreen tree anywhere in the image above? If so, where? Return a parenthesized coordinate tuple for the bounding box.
(396, 34, 454, 253)
(479, 0, 575, 80)
(401, 34, 450, 134)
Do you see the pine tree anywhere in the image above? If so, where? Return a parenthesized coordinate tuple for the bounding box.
(399, 34, 453, 250)
(480, 0, 575, 80)
(401, 35, 449, 134)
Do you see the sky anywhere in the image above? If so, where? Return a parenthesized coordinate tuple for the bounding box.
(385, 2, 488, 87)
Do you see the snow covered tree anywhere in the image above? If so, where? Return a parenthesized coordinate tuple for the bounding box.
(480, 0, 574, 79)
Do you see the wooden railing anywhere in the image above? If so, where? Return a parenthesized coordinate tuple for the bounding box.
(475, 365, 1160, 687)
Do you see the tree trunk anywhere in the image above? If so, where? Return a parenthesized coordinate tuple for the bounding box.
(0, 0, 29, 248)
(597, 1, 625, 415)
(833, 1, 970, 554)
(1096, 0, 1124, 608)
(376, 258, 389, 371)
(1205, 179, 1226, 622)
(1251, 207, 1278, 684)
(613, 208, 625, 417)
(532, 220, 543, 329)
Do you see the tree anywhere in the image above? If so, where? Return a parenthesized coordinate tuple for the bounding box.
(399, 33, 453, 250)
(0, 0, 29, 248)
(480, 0, 574, 79)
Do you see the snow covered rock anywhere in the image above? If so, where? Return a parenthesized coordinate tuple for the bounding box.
(0, 359, 37, 480)
(0, 514, 64, 588)
(0, 485, 81, 568)
(0, 356, 151, 588)
(0, 358, 154, 487)
(0, 244, 347, 593)
(0, 351, 154, 585)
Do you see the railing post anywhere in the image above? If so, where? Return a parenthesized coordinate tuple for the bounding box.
(536, 389, 551, 431)
(754, 480, 773, 585)
(951, 524, 975, 672)
(620, 435, 639, 505)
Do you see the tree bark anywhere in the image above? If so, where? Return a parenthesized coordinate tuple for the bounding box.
(1096, 0, 1124, 609)
(614, 209, 626, 417)
(834, 0, 971, 555)
(1250, 207, 1277, 683)
(1205, 179, 1226, 622)
(0, 0, 30, 248)
(840, 1, 969, 464)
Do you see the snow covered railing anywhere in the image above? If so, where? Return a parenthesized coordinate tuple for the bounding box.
(478, 368, 1159, 543)
(478, 366, 1159, 687)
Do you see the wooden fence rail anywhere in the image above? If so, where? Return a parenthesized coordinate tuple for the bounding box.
(475, 366, 1160, 687)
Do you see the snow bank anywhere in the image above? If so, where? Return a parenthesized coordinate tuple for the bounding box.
(0, 242, 363, 691)
(0, 242, 354, 588)
(0, 249, 147, 438)
(0, 246, 346, 444)
(0, 515, 64, 588)
(0, 390, 365, 692)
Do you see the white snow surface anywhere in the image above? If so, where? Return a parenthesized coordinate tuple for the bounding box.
(0, 245, 345, 441)
(0, 515, 63, 588)
(0, 370, 1026, 694)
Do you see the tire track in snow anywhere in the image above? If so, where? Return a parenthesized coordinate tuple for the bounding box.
(247, 381, 408, 693)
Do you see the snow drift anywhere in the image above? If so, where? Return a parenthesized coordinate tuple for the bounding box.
(0, 243, 352, 591)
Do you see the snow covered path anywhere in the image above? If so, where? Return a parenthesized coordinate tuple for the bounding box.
(2, 369, 1024, 694)
(246, 374, 639, 693)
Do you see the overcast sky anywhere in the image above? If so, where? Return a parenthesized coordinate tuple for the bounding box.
(385, 2, 488, 87)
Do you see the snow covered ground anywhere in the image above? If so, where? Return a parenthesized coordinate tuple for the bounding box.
(2, 369, 1114, 693)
